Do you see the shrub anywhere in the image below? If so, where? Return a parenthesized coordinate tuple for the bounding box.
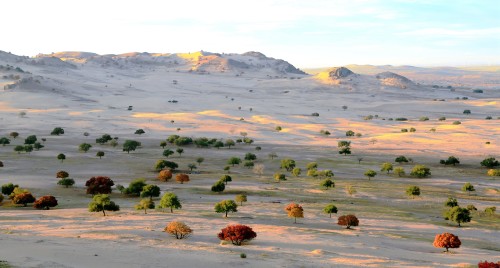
(163, 149, 174, 158)
(346, 130, 355, 136)
(406, 186, 420, 198)
(409, 127, 416, 132)
(158, 192, 182, 213)
(244, 153, 257, 161)
(122, 140, 141, 153)
(337, 215, 359, 229)
(135, 199, 155, 214)
(51, 127, 64, 135)
(122, 179, 147, 196)
(433, 232, 461, 252)
(275, 126, 282, 131)
(14, 145, 24, 153)
(280, 158, 296, 171)
(410, 165, 431, 178)
(485, 207, 496, 215)
(165, 221, 192, 239)
(85, 176, 114, 195)
(452, 121, 461, 125)
(466, 204, 477, 211)
(323, 204, 338, 218)
(461, 182, 475, 194)
(176, 174, 190, 184)
(57, 178, 75, 188)
(24, 135, 37, 145)
(215, 200, 238, 217)
(235, 194, 247, 206)
(88, 194, 119, 216)
(12, 192, 36, 206)
(463, 109, 471, 114)
(158, 169, 173, 182)
(220, 175, 232, 185)
(240, 253, 247, 258)
(338, 141, 351, 155)
(218, 224, 256, 246)
(274, 172, 286, 182)
(445, 197, 458, 207)
(306, 162, 318, 170)
(79, 143, 92, 152)
(33, 196, 58, 210)
(292, 167, 302, 177)
(438, 117, 446, 121)
(395, 118, 408, 121)
(487, 169, 500, 176)
(0, 137, 10, 146)
(227, 157, 241, 166)
(285, 202, 304, 223)
(481, 157, 499, 168)
(419, 116, 429, 121)
(155, 160, 178, 171)
(134, 129, 145, 135)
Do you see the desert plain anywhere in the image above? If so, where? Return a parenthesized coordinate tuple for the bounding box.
(0, 51, 498, 267)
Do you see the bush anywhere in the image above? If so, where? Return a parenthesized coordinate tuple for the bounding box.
(135, 199, 155, 214)
(323, 204, 338, 218)
(444, 206, 471, 227)
(320, 179, 334, 189)
(235, 194, 247, 206)
(485, 206, 496, 215)
(419, 116, 429, 121)
(240, 253, 247, 258)
(218, 224, 256, 246)
(463, 109, 471, 114)
(461, 182, 475, 194)
(244, 153, 257, 161)
(220, 175, 232, 185)
(123, 140, 141, 153)
(165, 221, 192, 239)
(33, 196, 58, 210)
(487, 169, 500, 176)
(438, 117, 446, 121)
(410, 165, 431, 178)
(394, 167, 405, 177)
(452, 121, 461, 125)
(406, 186, 420, 198)
(211, 180, 225, 193)
(292, 167, 302, 177)
(440, 156, 460, 166)
(51, 127, 65, 135)
(337, 215, 359, 229)
(445, 197, 458, 207)
(79, 143, 92, 152)
(395, 118, 408, 121)
(338, 140, 351, 155)
(134, 129, 145, 135)
(364, 170, 377, 180)
(380, 162, 393, 173)
(395, 156, 409, 164)
(58, 178, 75, 188)
(24, 135, 37, 145)
(285, 202, 304, 223)
(2, 183, 19, 195)
(280, 158, 296, 171)
(12, 192, 36, 206)
(88, 194, 119, 216)
(122, 179, 147, 196)
(433, 232, 460, 252)
(274, 172, 286, 182)
(346, 130, 355, 136)
(85, 176, 114, 195)
(56, 170, 69, 178)
(155, 160, 178, 171)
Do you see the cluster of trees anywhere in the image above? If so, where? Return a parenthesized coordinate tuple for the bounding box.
(1, 182, 57, 210)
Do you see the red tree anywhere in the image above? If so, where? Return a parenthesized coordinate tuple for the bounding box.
(158, 170, 173, 182)
(34, 195, 58, 210)
(176, 174, 190, 184)
(218, 224, 257, 246)
(56, 170, 69, 178)
(12, 193, 36, 207)
(478, 261, 500, 268)
(85, 176, 114, 195)
(433, 232, 461, 252)
(337, 214, 359, 229)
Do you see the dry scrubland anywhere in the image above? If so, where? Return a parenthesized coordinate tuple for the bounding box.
(0, 51, 499, 267)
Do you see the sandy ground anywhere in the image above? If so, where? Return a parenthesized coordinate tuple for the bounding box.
(0, 52, 499, 267)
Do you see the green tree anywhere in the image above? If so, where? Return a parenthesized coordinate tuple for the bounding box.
(227, 157, 241, 166)
(57, 153, 66, 162)
(160, 141, 167, 148)
(380, 162, 393, 173)
(235, 194, 247, 206)
(440, 156, 460, 166)
(123, 178, 147, 196)
(51, 127, 65, 135)
(292, 167, 302, 177)
(394, 167, 405, 177)
(9, 132, 19, 139)
(345, 130, 355, 136)
(410, 165, 431, 178)
(214, 199, 238, 217)
(79, 143, 92, 152)
(323, 204, 338, 218)
(244, 153, 257, 161)
(134, 129, 145, 135)
(211, 180, 225, 193)
(122, 140, 141, 153)
(274, 172, 286, 182)
(24, 135, 37, 145)
(320, 178, 334, 189)
(461, 183, 475, 195)
(1, 183, 18, 195)
(480, 157, 499, 168)
(176, 148, 184, 156)
(406, 186, 420, 198)
(33, 142, 44, 150)
(154, 160, 178, 171)
(444, 206, 471, 227)
(135, 199, 155, 214)
(0, 137, 10, 146)
(395, 156, 409, 164)
(306, 162, 318, 170)
(96, 151, 105, 159)
(187, 163, 197, 172)
(445, 197, 458, 208)
(88, 194, 119, 216)
(14, 145, 24, 153)
(140, 184, 161, 200)
(280, 158, 296, 171)
(268, 152, 278, 160)
(214, 141, 224, 149)
(24, 145, 33, 154)
(225, 139, 235, 149)
(196, 157, 204, 165)
(158, 192, 182, 213)
(57, 178, 75, 188)
(364, 170, 377, 180)
(220, 175, 232, 185)
(338, 140, 351, 155)
(163, 149, 174, 158)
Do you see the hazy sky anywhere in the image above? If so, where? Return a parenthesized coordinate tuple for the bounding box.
(2, 0, 499, 67)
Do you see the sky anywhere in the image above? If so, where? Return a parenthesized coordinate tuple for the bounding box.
(1, 0, 499, 68)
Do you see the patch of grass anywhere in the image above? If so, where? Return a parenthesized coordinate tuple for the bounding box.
(0, 260, 13, 268)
